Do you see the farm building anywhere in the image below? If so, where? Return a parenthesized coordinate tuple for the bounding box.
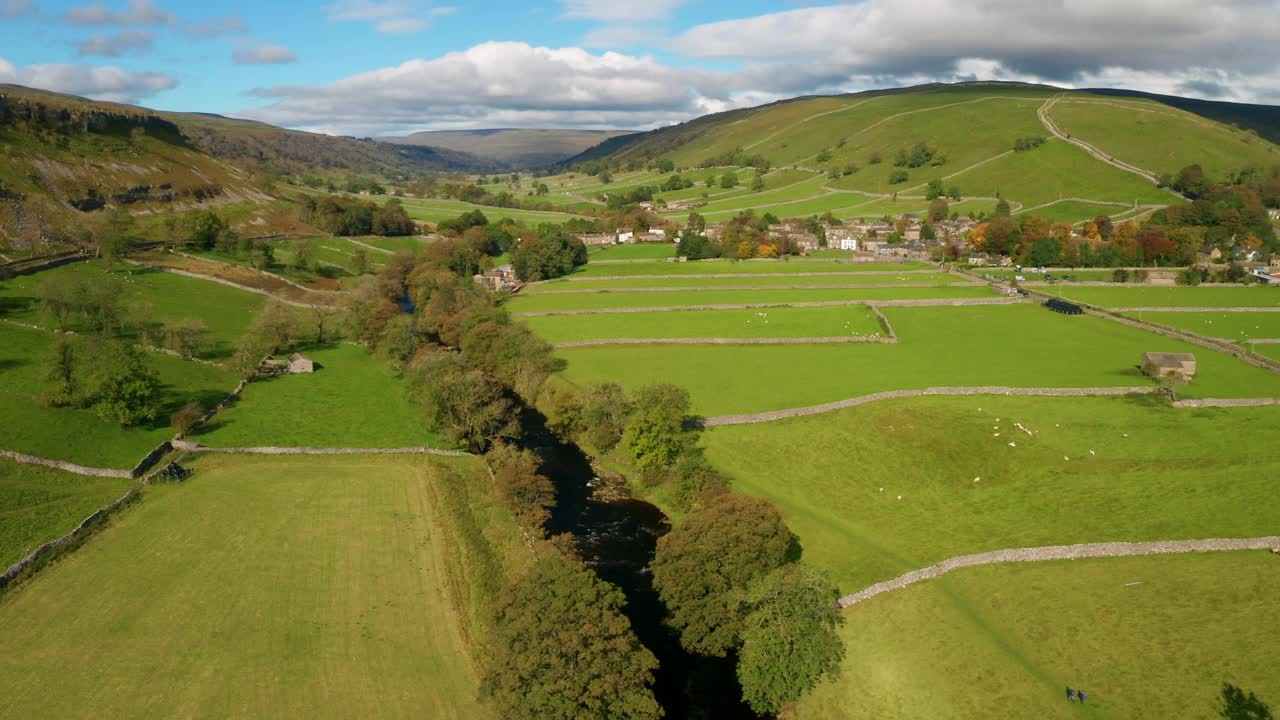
(1141, 352, 1196, 382)
(264, 353, 316, 374)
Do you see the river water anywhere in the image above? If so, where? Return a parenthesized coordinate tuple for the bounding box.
(518, 408, 759, 719)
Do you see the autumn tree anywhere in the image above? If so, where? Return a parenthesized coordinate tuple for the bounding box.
(927, 197, 949, 223)
(483, 553, 661, 720)
(410, 352, 517, 451)
(737, 563, 846, 715)
(652, 493, 797, 656)
(487, 444, 557, 533)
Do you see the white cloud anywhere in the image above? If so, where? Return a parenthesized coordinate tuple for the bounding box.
(560, 0, 686, 22)
(1, 0, 33, 18)
(64, 0, 175, 26)
(77, 29, 154, 57)
(233, 43, 298, 65)
(0, 57, 177, 103)
(182, 15, 247, 38)
(241, 41, 724, 135)
(325, 0, 452, 33)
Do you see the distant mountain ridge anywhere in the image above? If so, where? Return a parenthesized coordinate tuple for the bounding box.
(381, 128, 637, 169)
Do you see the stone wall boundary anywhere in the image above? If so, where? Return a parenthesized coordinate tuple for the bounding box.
(0, 251, 89, 277)
(836, 536, 1280, 608)
(172, 442, 472, 458)
(1170, 397, 1280, 409)
(0, 449, 132, 478)
(0, 483, 144, 591)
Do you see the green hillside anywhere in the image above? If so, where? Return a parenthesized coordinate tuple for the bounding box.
(0, 84, 279, 254)
(382, 128, 636, 168)
(565, 82, 1280, 222)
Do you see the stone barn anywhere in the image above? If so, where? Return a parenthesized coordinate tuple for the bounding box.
(287, 353, 315, 373)
(1141, 352, 1196, 382)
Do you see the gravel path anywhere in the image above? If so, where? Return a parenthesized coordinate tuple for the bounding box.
(702, 386, 1160, 426)
(838, 536, 1280, 608)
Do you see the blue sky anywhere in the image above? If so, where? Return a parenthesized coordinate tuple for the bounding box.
(2, 0, 1278, 136)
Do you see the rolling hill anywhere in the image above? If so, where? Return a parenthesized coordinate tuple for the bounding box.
(382, 128, 636, 169)
(166, 112, 496, 176)
(0, 84, 281, 254)
(563, 82, 1280, 221)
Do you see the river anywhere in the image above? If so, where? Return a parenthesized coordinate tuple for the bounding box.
(518, 408, 760, 719)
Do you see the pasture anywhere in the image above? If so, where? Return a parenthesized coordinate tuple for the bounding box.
(0, 453, 525, 719)
(1131, 311, 1280, 341)
(798, 552, 1280, 720)
(0, 323, 238, 468)
(523, 271, 968, 292)
(569, 259, 935, 278)
(0, 459, 133, 569)
(1015, 199, 1138, 224)
(587, 243, 677, 260)
(524, 305, 886, 344)
(507, 285, 994, 314)
(195, 344, 448, 450)
(0, 260, 263, 359)
(550, 304, 1280, 415)
(1049, 285, 1280, 309)
(701, 394, 1280, 591)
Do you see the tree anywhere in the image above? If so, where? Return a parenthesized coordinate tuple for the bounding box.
(737, 563, 845, 715)
(888, 169, 908, 185)
(1025, 237, 1062, 267)
(190, 211, 228, 250)
(309, 305, 341, 345)
(686, 211, 706, 233)
(41, 336, 79, 407)
(927, 197, 949, 223)
(483, 553, 661, 720)
(351, 248, 370, 275)
(925, 178, 945, 200)
(84, 340, 161, 426)
(488, 445, 557, 533)
(720, 172, 739, 189)
(412, 353, 517, 451)
(98, 209, 135, 266)
(995, 197, 1012, 216)
(581, 383, 629, 452)
(625, 384, 691, 475)
(250, 300, 296, 352)
(652, 494, 797, 656)
(170, 401, 204, 436)
(511, 228, 588, 282)
(1219, 684, 1273, 720)
(677, 230, 716, 260)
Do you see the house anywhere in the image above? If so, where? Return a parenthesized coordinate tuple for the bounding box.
(576, 233, 616, 247)
(1197, 245, 1223, 263)
(1141, 352, 1197, 383)
(790, 234, 821, 253)
(1268, 208, 1280, 221)
(617, 227, 635, 243)
(649, 228, 667, 239)
(473, 264, 521, 292)
(828, 228, 858, 251)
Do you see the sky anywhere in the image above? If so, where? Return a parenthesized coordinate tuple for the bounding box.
(1, 0, 1278, 137)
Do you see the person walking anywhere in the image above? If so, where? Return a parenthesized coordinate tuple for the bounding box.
(1067, 687, 1076, 702)
(1079, 690, 1088, 705)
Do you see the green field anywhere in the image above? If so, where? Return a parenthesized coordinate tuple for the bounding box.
(0, 261, 263, 359)
(702, 394, 1280, 590)
(1254, 344, 1280, 362)
(1014, 200, 1137, 224)
(1048, 99, 1280, 179)
(552, 304, 1280, 415)
(196, 344, 448, 449)
(571, 259, 934, 278)
(1050, 285, 1280, 308)
(526, 272, 967, 292)
(0, 453, 526, 719)
(587, 243, 677, 260)
(525, 305, 886, 343)
(1131, 311, 1280, 340)
(346, 235, 429, 254)
(507, 285, 994, 314)
(798, 552, 1280, 720)
(0, 459, 134, 569)
(0, 323, 238, 468)
(397, 197, 589, 224)
(937, 137, 1173, 208)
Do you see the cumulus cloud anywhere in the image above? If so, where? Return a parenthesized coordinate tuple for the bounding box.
(325, 0, 454, 33)
(77, 29, 154, 57)
(672, 0, 1280, 102)
(1, 0, 33, 18)
(64, 0, 175, 26)
(560, 0, 686, 22)
(233, 43, 298, 65)
(182, 14, 247, 38)
(240, 41, 729, 135)
(0, 57, 177, 103)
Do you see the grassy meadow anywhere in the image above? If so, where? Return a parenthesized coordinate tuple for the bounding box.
(195, 344, 448, 449)
(525, 305, 887, 343)
(0, 459, 134, 569)
(1049, 285, 1280, 309)
(0, 453, 527, 719)
(552, 304, 1280, 416)
(797, 552, 1280, 720)
(507, 285, 994, 314)
(569, 259, 935, 278)
(0, 260, 263, 359)
(524, 271, 967, 292)
(587, 243, 677, 260)
(702, 394, 1280, 591)
(0, 323, 238, 468)
(1131, 311, 1280, 340)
